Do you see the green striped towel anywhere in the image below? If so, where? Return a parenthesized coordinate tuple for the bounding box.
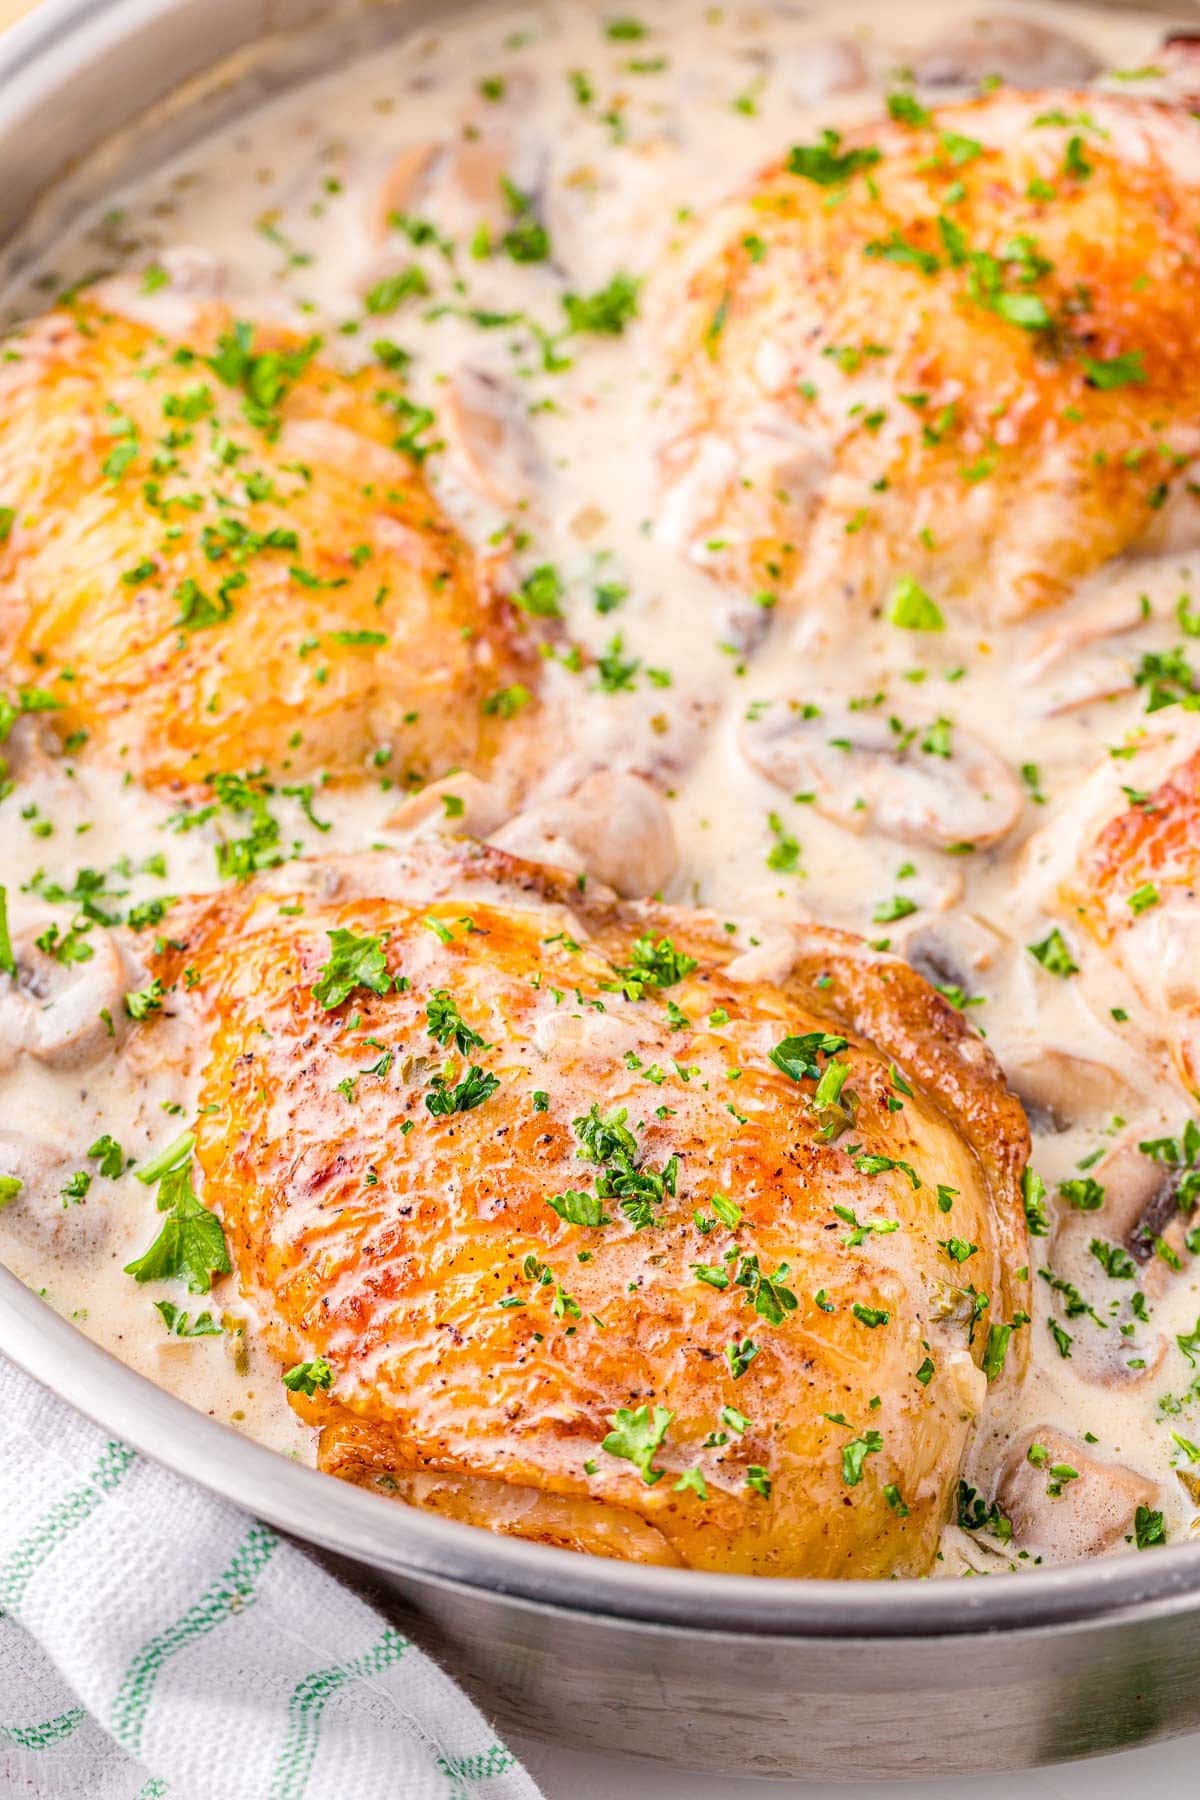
(0, 1359, 542, 1800)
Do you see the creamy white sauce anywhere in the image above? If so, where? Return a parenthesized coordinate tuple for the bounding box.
(4, 0, 1199, 1570)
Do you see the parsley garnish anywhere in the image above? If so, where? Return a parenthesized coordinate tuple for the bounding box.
(887, 576, 944, 632)
(562, 273, 641, 336)
(601, 1404, 673, 1484)
(726, 1337, 760, 1379)
(426, 989, 484, 1055)
(547, 1189, 611, 1228)
(311, 928, 391, 1009)
(88, 1134, 126, 1178)
(283, 1357, 334, 1396)
(514, 563, 564, 618)
(570, 1105, 678, 1229)
(0, 885, 14, 978)
(125, 1142, 230, 1294)
(1082, 350, 1146, 390)
(982, 1322, 1012, 1380)
(426, 1066, 500, 1116)
(1028, 928, 1078, 977)
(206, 321, 321, 436)
(154, 1300, 222, 1338)
(768, 1031, 848, 1083)
(735, 1255, 798, 1325)
(1090, 1238, 1136, 1280)
(1023, 1167, 1050, 1236)
(610, 935, 697, 998)
(1134, 1504, 1166, 1549)
(124, 979, 165, 1021)
(787, 129, 881, 187)
(841, 1429, 883, 1487)
(957, 1479, 1012, 1541)
(1059, 1176, 1104, 1212)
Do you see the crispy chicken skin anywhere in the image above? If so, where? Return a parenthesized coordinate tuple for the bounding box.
(1046, 719, 1200, 1096)
(147, 841, 1030, 1578)
(0, 300, 530, 789)
(651, 91, 1200, 625)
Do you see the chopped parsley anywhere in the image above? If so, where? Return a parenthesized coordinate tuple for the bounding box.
(1134, 1504, 1166, 1549)
(426, 1065, 500, 1116)
(841, 1429, 883, 1487)
(426, 989, 484, 1055)
(562, 273, 641, 336)
(154, 1300, 222, 1338)
(610, 935, 697, 998)
(1027, 928, 1078, 977)
(125, 1141, 230, 1294)
(282, 1357, 334, 1396)
(601, 1403, 672, 1484)
(311, 928, 391, 1009)
(787, 129, 881, 187)
(887, 577, 944, 632)
(88, 1134, 126, 1178)
(547, 1188, 611, 1228)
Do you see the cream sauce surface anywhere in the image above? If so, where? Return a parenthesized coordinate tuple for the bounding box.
(3, 0, 1199, 1570)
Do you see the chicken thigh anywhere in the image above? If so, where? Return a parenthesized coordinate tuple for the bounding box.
(651, 90, 1200, 627)
(1033, 717, 1200, 1097)
(0, 299, 532, 790)
(139, 840, 1031, 1578)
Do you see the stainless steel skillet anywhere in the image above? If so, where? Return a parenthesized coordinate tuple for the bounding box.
(2, 0, 1200, 1778)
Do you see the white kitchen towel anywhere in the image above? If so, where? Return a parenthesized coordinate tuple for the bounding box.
(0, 1357, 543, 1800)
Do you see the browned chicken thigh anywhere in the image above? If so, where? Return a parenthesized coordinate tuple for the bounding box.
(1033, 716, 1200, 1098)
(651, 90, 1200, 626)
(139, 841, 1030, 1578)
(0, 299, 532, 791)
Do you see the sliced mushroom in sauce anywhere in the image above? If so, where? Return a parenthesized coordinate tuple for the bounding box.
(741, 698, 1023, 851)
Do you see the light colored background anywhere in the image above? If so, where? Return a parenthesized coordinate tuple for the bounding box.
(0, 0, 1194, 1790)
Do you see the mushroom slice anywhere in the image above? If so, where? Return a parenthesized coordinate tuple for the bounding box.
(1022, 587, 1146, 715)
(0, 1130, 111, 1256)
(442, 366, 543, 508)
(1024, 587, 1149, 681)
(1044, 1213, 1165, 1387)
(489, 770, 679, 899)
(1162, 32, 1200, 106)
(901, 919, 997, 1018)
(1003, 1045, 1135, 1136)
(996, 1427, 1157, 1561)
(1060, 1127, 1188, 1247)
(775, 36, 867, 105)
(387, 771, 514, 841)
(741, 699, 1022, 850)
(906, 911, 1008, 982)
(0, 1130, 52, 1199)
(0, 919, 130, 1070)
(723, 924, 801, 988)
(367, 126, 541, 250)
(368, 142, 440, 242)
(1028, 653, 1135, 719)
(911, 14, 1100, 89)
(1061, 1128, 1197, 1302)
(92, 246, 228, 338)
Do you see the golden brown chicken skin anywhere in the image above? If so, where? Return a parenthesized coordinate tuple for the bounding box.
(0, 299, 531, 790)
(144, 841, 1030, 1578)
(1045, 718, 1200, 1098)
(651, 90, 1200, 626)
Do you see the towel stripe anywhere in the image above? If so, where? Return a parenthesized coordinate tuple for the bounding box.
(0, 1441, 136, 1615)
(0, 1704, 85, 1750)
(268, 1626, 409, 1800)
(109, 1520, 277, 1756)
(437, 1746, 519, 1799)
